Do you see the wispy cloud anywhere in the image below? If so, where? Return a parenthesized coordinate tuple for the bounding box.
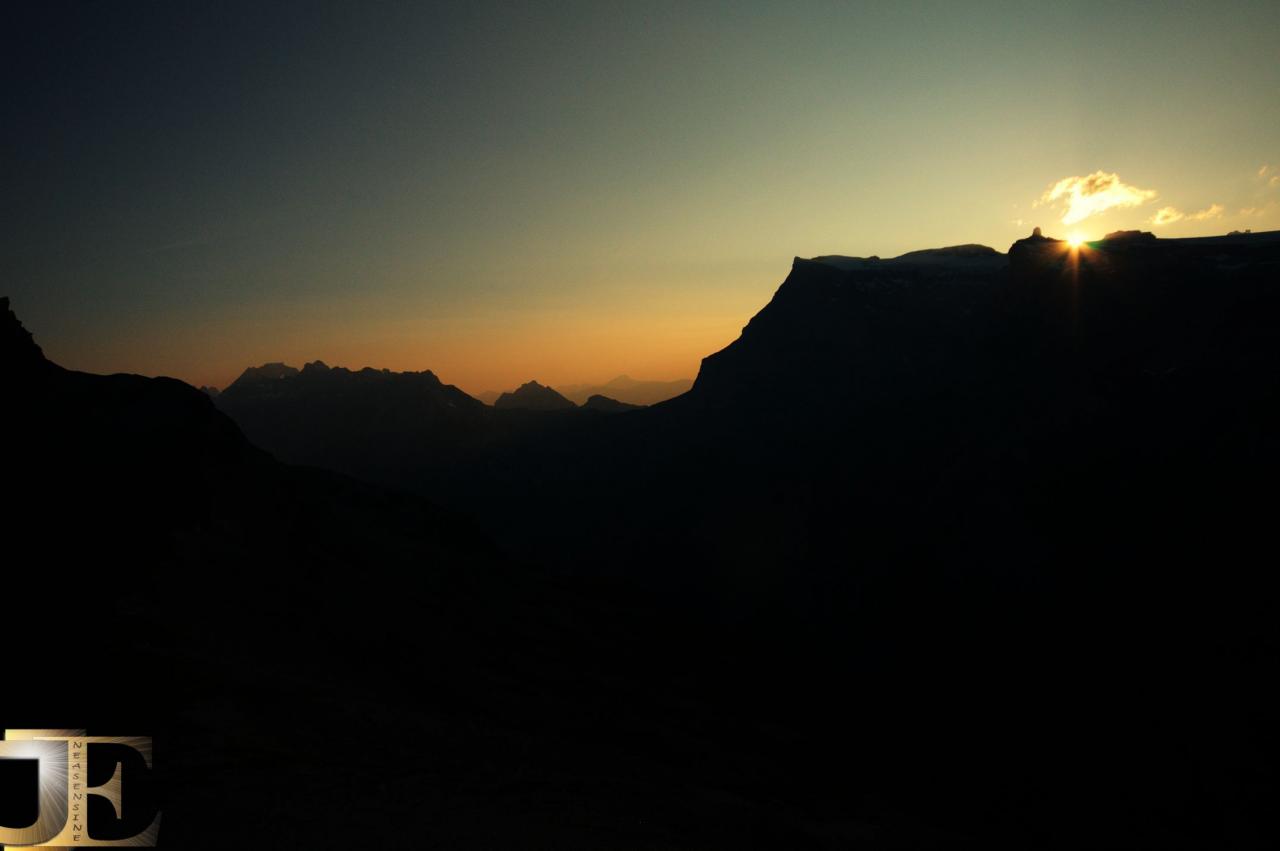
(1241, 202, 1278, 217)
(1037, 171, 1157, 225)
(1255, 165, 1280, 188)
(1151, 203, 1223, 227)
(1188, 203, 1224, 221)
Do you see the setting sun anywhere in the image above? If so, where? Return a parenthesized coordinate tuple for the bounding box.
(1068, 235, 1085, 249)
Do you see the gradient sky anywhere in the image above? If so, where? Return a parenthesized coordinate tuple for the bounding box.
(4, 1, 1278, 394)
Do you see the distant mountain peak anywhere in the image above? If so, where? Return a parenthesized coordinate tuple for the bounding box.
(555, 375, 693, 406)
(228, 362, 300, 390)
(495, 380, 576, 411)
(225, 359, 447, 396)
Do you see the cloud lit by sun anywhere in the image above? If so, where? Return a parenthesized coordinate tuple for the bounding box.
(1038, 171, 1157, 225)
(1151, 203, 1223, 227)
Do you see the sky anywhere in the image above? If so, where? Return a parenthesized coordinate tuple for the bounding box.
(3, 1, 1278, 395)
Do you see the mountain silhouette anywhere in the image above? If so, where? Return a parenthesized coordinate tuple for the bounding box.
(493, 379, 576, 410)
(321, 229, 1277, 845)
(11, 227, 1280, 846)
(228, 360, 300, 386)
(212, 365, 606, 487)
(214, 358, 490, 482)
(582, 393, 644, 413)
(556, 374, 693, 406)
(1, 295, 827, 848)
(3, 297, 509, 843)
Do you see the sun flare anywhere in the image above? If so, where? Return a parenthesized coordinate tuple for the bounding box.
(1068, 235, 1084, 249)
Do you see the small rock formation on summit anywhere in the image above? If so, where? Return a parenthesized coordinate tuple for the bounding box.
(493, 380, 576, 411)
(1023, 225, 1060, 243)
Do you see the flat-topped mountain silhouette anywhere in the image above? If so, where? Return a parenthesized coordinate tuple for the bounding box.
(394, 229, 1279, 844)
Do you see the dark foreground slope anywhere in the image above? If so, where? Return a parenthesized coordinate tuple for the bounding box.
(1, 298, 851, 849)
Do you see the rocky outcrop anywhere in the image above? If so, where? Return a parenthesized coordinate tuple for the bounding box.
(2, 296, 53, 376)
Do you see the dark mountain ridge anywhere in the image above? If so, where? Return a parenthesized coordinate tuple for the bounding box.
(214, 357, 495, 482)
(11, 227, 1279, 846)
(582, 393, 644, 413)
(493, 379, 576, 411)
(379, 229, 1280, 845)
(0, 296, 784, 848)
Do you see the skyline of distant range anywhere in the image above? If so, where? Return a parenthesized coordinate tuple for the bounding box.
(5, 2, 1278, 393)
(9, 223, 1273, 400)
(12, 223, 1269, 400)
